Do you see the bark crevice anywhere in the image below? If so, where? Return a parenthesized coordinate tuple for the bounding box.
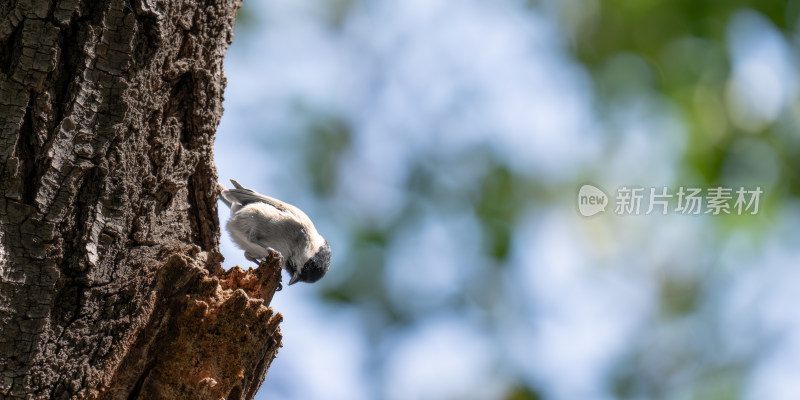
(0, 19, 23, 76)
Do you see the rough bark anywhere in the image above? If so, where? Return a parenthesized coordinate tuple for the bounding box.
(0, 1, 283, 399)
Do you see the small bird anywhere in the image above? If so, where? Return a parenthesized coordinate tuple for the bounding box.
(218, 179, 331, 285)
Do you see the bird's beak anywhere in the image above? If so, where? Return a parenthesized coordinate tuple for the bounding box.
(288, 272, 301, 286)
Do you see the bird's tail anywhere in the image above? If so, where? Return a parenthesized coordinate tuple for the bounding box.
(230, 179, 245, 189)
(217, 182, 232, 208)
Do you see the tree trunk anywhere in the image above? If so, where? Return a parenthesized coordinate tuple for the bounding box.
(0, 1, 283, 399)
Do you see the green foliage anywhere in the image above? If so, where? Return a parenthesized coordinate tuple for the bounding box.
(658, 275, 700, 318)
(475, 165, 520, 262)
(234, 3, 257, 31)
(505, 385, 544, 400)
(303, 115, 352, 196)
(261, 0, 800, 398)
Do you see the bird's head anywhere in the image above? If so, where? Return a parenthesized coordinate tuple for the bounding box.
(288, 241, 331, 285)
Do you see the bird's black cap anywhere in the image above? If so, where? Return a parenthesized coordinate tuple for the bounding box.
(298, 241, 331, 284)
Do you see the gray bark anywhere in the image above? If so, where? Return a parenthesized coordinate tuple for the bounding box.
(0, 1, 283, 398)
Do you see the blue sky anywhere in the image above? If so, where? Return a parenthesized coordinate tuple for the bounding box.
(214, 1, 800, 399)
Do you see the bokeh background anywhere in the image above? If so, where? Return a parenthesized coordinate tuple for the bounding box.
(213, 0, 800, 399)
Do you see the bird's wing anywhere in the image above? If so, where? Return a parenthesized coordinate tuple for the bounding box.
(221, 180, 316, 239)
(223, 179, 289, 211)
(234, 202, 311, 261)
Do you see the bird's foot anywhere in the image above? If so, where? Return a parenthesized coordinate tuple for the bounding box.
(259, 246, 284, 265)
(244, 251, 262, 264)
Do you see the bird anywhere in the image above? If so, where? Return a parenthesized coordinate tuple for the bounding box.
(218, 179, 331, 285)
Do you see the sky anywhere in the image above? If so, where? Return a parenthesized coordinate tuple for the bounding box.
(214, 0, 800, 399)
